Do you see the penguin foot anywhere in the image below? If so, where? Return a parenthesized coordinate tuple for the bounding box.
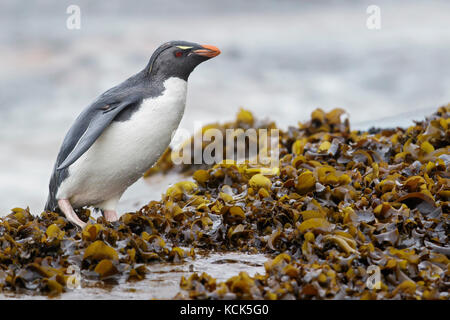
(103, 210, 119, 222)
(58, 199, 87, 229)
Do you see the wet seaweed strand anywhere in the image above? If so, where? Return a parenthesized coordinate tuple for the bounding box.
(0, 105, 448, 299)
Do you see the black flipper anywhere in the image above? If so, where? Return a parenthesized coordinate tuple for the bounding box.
(57, 100, 136, 170)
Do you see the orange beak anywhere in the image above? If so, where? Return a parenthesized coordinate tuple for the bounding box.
(193, 44, 221, 58)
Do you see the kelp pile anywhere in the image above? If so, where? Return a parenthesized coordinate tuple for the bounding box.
(0, 208, 195, 296)
(0, 105, 448, 299)
(143, 108, 277, 177)
(156, 105, 450, 299)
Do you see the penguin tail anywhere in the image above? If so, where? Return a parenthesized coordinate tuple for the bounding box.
(44, 192, 58, 212)
(44, 162, 62, 213)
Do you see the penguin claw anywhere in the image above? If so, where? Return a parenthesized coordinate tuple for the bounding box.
(65, 211, 87, 229)
(58, 199, 87, 229)
(103, 210, 119, 222)
(68, 217, 87, 229)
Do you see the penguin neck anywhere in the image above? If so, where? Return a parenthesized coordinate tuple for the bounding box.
(146, 61, 193, 82)
(152, 77, 188, 114)
(138, 76, 188, 135)
(114, 74, 187, 123)
(139, 63, 190, 96)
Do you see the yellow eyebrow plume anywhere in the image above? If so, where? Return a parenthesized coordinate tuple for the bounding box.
(176, 46, 193, 50)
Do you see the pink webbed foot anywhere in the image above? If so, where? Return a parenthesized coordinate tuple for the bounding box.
(58, 199, 87, 229)
(103, 210, 119, 222)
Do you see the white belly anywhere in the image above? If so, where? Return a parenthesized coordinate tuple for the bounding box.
(57, 77, 187, 208)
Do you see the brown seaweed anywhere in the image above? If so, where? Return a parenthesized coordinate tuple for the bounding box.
(0, 104, 449, 300)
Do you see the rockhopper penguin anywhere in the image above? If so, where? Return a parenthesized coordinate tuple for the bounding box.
(45, 41, 221, 228)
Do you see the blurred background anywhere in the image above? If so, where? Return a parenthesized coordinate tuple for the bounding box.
(0, 0, 449, 215)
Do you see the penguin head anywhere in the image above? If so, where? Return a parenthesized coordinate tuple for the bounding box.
(146, 41, 221, 81)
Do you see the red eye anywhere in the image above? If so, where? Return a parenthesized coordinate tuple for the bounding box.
(175, 51, 183, 58)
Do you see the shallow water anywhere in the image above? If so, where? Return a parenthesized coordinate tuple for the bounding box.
(0, 252, 268, 300)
